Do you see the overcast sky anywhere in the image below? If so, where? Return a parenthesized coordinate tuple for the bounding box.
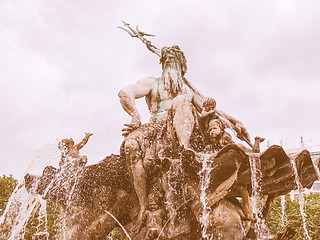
(1, 0, 320, 179)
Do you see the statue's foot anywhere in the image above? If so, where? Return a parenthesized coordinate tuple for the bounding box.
(238, 207, 254, 222)
(241, 215, 254, 221)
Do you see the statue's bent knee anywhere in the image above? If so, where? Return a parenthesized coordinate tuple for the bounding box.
(125, 139, 139, 152)
(124, 139, 141, 163)
(171, 95, 189, 109)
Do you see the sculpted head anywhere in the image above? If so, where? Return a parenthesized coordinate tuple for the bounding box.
(160, 45, 187, 95)
(160, 45, 187, 76)
(203, 97, 216, 111)
(58, 138, 74, 150)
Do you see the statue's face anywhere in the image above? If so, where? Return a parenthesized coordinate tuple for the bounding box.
(203, 98, 216, 111)
(160, 45, 187, 77)
(59, 138, 74, 150)
(160, 45, 186, 94)
(160, 47, 179, 70)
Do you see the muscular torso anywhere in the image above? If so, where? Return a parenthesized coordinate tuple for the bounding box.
(61, 147, 81, 163)
(146, 78, 194, 122)
(66, 147, 80, 159)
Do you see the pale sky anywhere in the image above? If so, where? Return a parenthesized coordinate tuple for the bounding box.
(1, 0, 320, 179)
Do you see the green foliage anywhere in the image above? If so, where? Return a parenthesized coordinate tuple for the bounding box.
(266, 193, 320, 240)
(46, 200, 61, 239)
(0, 175, 19, 238)
(24, 199, 61, 240)
(2, 173, 319, 240)
(0, 174, 18, 215)
(0, 174, 61, 239)
(110, 227, 121, 240)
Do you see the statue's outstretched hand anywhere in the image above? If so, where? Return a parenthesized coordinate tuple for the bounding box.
(122, 116, 141, 137)
(85, 132, 93, 137)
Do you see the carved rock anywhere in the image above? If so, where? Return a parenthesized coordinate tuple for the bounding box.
(24, 144, 319, 239)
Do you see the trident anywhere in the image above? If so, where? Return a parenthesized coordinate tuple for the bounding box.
(118, 21, 253, 148)
(118, 21, 161, 57)
(118, 21, 205, 99)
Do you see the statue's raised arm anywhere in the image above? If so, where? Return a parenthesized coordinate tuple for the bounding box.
(75, 132, 93, 150)
(19, 22, 320, 240)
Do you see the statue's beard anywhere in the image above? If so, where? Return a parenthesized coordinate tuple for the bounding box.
(162, 64, 184, 96)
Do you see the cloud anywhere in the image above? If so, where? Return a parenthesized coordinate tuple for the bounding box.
(0, 0, 319, 178)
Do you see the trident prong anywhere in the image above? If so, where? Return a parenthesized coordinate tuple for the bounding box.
(118, 21, 161, 57)
(118, 26, 136, 37)
(136, 25, 156, 37)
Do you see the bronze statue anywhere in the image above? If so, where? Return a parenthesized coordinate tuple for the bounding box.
(20, 22, 320, 240)
(143, 192, 166, 239)
(118, 44, 204, 229)
(201, 97, 234, 151)
(118, 41, 255, 233)
(58, 132, 93, 167)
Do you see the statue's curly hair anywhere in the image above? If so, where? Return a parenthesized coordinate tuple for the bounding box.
(160, 45, 187, 76)
(203, 97, 216, 109)
(58, 138, 74, 149)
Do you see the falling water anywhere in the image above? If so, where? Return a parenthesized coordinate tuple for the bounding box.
(0, 167, 89, 239)
(157, 199, 190, 240)
(248, 155, 270, 239)
(280, 195, 287, 227)
(165, 160, 185, 228)
(0, 142, 89, 239)
(34, 200, 50, 239)
(0, 180, 50, 240)
(104, 210, 132, 240)
(198, 153, 214, 239)
(290, 159, 311, 240)
(311, 155, 320, 181)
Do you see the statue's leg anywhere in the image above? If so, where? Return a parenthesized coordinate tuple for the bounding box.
(161, 159, 191, 237)
(124, 139, 147, 230)
(171, 95, 195, 149)
(239, 185, 253, 220)
(161, 172, 177, 226)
